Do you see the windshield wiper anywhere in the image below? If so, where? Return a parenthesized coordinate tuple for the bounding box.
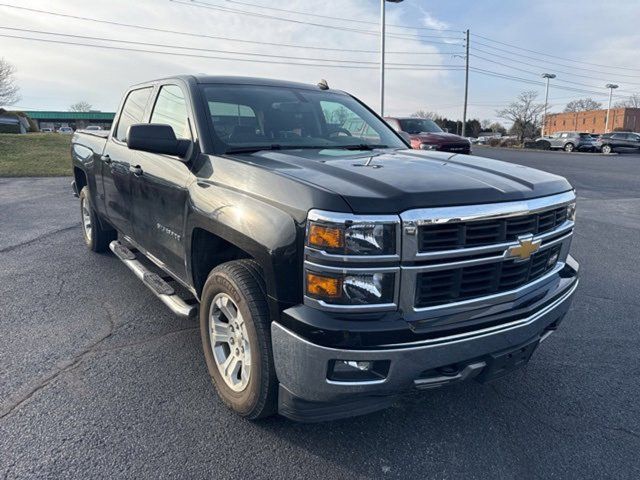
(330, 144, 389, 151)
(225, 144, 286, 154)
(225, 144, 338, 154)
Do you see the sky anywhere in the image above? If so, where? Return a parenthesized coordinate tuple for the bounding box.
(2, 0, 640, 124)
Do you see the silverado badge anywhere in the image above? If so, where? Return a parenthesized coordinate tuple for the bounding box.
(506, 234, 541, 261)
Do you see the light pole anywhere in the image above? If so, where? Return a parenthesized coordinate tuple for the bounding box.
(541, 73, 556, 137)
(605, 83, 619, 133)
(380, 0, 403, 117)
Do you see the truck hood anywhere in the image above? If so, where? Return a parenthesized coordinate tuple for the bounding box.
(409, 131, 468, 144)
(231, 148, 572, 214)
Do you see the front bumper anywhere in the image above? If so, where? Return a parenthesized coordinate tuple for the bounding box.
(273, 258, 579, 422)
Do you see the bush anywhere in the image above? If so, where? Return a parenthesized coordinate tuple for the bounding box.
(488, 138, 501, 147)
(500, 138, 520, 148)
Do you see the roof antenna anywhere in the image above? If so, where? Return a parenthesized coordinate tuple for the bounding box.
(317, 79, 329, 90)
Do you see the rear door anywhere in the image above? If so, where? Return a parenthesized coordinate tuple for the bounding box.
(129, 83, 194, 281)
(100, 87, 153, 235)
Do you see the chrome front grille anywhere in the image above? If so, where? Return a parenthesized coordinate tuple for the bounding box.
(414, 244, 561, 308)
(400, 191, 576, 314)
(418, 206, 568, 251)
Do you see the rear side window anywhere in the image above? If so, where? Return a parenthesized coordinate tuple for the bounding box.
(150, 85, 191, 140)
(115, 87, 152, 142)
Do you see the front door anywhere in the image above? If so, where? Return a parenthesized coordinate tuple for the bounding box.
(101, 86, 153, 236)
(130, 84, 194, 281)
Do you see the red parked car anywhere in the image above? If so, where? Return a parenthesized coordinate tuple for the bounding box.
(385, 117, 471, 154)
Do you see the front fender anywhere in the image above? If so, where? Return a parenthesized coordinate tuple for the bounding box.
(185, 180, 303, 306)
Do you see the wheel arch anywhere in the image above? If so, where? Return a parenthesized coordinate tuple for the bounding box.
(185, 194, 302, 310)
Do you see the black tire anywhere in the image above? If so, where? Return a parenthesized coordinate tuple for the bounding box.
(199, 260, 278, 419)
(564, 143, 575, 152)
(601, 144, 612, 154)
(79, 186, 116, 252)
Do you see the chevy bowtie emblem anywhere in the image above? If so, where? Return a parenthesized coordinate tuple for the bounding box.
(506, 235, 541, 261)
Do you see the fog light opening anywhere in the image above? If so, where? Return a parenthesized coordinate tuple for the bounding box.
(327, 359, 390, 383)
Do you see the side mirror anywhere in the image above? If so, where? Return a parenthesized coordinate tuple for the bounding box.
(398, 131, 412, 144)
(126, 124, 191, 157)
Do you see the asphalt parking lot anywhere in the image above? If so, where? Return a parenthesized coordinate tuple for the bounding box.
(1, 147, 639, 479)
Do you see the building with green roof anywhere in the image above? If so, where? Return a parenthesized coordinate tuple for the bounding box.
(22, 111, 116, 131)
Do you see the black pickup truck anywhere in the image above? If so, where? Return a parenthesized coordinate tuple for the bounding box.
(71, 75, 579, 422)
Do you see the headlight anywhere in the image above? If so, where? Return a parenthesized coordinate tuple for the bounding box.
(305, 270, 396, 306)
(420, 143, 437, 150)
(567, 202, 577, 221)
(304, 210, 400, 310)
(306, 210, 399, 256)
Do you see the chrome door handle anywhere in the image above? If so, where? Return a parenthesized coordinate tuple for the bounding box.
(129, 165, 143, 176)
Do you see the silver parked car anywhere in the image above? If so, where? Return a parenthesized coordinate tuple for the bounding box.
(540, 131, 595, 152)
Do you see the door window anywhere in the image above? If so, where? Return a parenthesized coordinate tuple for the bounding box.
(150, 85, 191, 139)
(115, 87, 152, 142)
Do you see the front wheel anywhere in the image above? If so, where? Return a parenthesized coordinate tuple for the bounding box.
(601, 144, 612, 154)
(79, 186, 116, 252)
(564, 143, 575, 152)
(200, 260, 278, 419)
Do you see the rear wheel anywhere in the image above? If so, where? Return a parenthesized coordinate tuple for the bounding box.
(601, 144, 612, 154)
(79, 186, 116, 252)
(199, 260, 278, 419)
(564, 143, 575, 152)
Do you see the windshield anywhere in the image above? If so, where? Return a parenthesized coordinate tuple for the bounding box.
(398, 118, 443, 134)
(201, 84, 406, 153)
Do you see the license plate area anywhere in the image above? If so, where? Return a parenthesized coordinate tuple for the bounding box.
(476, 337, 540, 383)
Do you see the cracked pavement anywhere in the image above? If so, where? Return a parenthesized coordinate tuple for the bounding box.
(1, 149, 640, 479)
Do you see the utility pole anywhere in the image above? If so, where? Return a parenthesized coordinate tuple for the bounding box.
(541, 73, 556, 137)
(605, 83, 619, 133)
(380, 0, 386, 116)
(461, 29, 469, 137)
(379, 0, 403, 117)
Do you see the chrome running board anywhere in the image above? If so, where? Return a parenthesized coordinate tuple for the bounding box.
(109, 240, 197, 319)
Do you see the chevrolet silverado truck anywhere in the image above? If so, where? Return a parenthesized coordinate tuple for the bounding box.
(71, 75, 579, 422)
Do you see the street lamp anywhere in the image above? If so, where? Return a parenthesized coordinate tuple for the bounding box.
(380, 0, 403, 117)
(541, 73, 556, 137)
(605, 83, 619, 133)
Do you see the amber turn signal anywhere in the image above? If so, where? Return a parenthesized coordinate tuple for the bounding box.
(307, 223, 344, 250)
(306, 272, 342, 299)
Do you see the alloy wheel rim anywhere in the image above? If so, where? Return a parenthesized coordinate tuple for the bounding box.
(209, 293, 251, 392)
(81, 197, 92, 242)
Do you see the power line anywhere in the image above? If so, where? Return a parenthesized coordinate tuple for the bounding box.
(469, 67, 626, 98)
(171, 0, 465, 44)
(221, 0, 463, 33)
(0, 25, 465, 68)
(472, 32, 640, 73)
(0, 31, 466, 71)
(472, 42, 640, 79)
(0, 3, 463, 55)
(470, 53, 640, 91)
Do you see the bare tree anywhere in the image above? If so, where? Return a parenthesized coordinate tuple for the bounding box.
(480, 119, 492, 130)
(411, 110, 439, 120)
(564, 98, 602, 112)
(69, 101, 93, 112)
(614, 93, 640, 108)
(489, 122, 507, 135)
(496, 91, 544, 142)
(0, 58, 20, 106)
